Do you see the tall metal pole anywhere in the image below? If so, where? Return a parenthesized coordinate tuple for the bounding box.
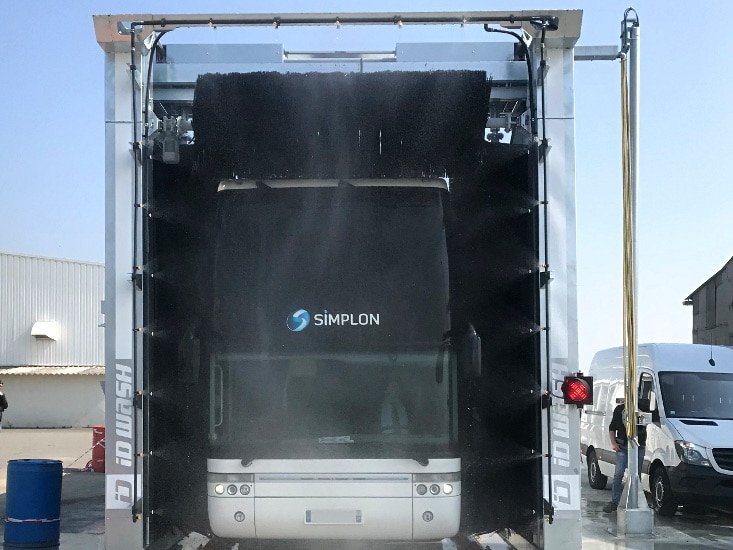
(626, 22, 640, 509)
(619, 13, 652, 535)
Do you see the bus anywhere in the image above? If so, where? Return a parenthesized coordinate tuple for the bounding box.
(206, 178, 471, 541)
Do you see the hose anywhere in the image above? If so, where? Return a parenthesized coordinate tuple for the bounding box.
(620, 55, 637, 441)
(140, 31, 169, 542)
(482, 25, 536, 135)
(129, 28, 141, 524)
(538, 24, 554, 525)
(144, 31, 170, 141)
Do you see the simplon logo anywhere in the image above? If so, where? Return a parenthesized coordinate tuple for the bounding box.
(286, 309, 380, 331)
(286, 309, 311, 332)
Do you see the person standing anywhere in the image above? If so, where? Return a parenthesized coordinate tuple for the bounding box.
(0, 380, 8, 430)
(603, 401, 646, 512)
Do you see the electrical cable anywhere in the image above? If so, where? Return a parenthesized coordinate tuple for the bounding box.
(129, 28, 142, 524)
(624, 8, 639, 27)
(143, 31, 170, 141)
(620, 9, 639, 54)
(483, 25, 536, 136)
(537, 23, 555, 526)
(129, 14, 560, 30)
(140, 30, 169, 543)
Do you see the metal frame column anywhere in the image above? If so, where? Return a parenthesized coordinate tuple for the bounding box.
(103, 47, 145, 550)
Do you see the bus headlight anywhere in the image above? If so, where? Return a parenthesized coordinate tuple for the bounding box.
(227, 484, 238, 495)
(214, 484, 225, 495)
(413, 472, 460, 497)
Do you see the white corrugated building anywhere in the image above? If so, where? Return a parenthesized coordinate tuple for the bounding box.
(0, 252, 104, 427)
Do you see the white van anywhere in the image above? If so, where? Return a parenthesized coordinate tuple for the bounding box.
(580, 343, 733, 515)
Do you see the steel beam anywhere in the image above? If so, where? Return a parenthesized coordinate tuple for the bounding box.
(94, 10, 582, 52)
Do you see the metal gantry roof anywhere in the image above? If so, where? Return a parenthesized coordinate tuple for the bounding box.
(93, 10, 583, 52)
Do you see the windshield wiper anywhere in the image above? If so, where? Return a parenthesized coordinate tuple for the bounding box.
(318, 435, 354, 444)
(435, 332, 451, 383)
(412, 457, 430, 467)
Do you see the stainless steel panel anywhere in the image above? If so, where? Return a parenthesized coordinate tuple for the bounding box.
(163, 43, 283, 64)
(104, 50, 144, 550)
(540, 45, 582, 549)
(396, 42, 516, 62)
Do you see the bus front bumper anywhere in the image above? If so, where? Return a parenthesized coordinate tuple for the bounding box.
(209, 495, 459, 540)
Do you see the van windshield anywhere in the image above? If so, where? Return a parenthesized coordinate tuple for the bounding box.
(658, 371, 733, 420)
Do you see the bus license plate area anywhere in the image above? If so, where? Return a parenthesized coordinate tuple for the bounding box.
(305, 508, 363, 525)
(255, 497, 412, 539)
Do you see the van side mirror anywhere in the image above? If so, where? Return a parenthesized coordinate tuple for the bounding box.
(638, 398, 660, 422)
(649, 393, 661, 422)
(460, 325, 482, 379)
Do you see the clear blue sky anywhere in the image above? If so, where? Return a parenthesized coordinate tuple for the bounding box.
(1, 1, 731, 368)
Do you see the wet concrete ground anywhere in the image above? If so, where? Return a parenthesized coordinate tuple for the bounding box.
(580, 471, 733, 549)
(2, 429, 733, 548)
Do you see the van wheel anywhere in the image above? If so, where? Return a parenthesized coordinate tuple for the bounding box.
(652, 467, 678, 516)
(588, 450, 608, 489)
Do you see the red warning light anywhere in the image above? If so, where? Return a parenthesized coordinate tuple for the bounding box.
(561, 375, 593, 406)
(565, 379, 588, 401)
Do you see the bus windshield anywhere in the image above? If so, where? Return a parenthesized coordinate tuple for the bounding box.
(208, 184, 455, 458)
(659, 371, 733, 420)
(210, 351, 455, 458)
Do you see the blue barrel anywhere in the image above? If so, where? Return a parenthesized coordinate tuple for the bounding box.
(3, 459, 62, 548)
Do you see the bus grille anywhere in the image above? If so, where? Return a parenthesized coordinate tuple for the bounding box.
(712, 449, 733, 471)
